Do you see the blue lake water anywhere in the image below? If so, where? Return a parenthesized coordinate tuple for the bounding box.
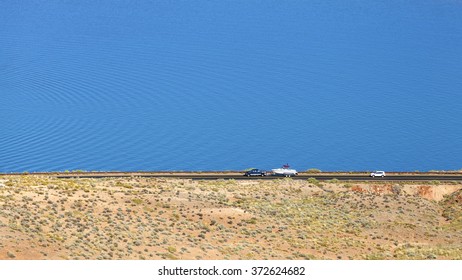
(1, 1, 461, 172)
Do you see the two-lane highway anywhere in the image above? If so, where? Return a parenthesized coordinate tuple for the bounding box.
(2, 171, 460, 181)
(41, 172, 462, 182)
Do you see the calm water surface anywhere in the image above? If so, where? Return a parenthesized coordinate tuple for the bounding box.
(1, 1, 461, 172)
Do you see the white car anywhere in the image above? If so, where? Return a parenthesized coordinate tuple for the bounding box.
(370, 171, 386, 177)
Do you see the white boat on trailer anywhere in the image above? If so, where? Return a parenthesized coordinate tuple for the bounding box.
(271, 164, 298, 177)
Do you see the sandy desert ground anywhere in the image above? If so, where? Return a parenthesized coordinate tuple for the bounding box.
(0, 175, 461, 260)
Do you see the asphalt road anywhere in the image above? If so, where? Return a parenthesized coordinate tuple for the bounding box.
(42, 172, 462, 181)
(3, 171, 461, 181)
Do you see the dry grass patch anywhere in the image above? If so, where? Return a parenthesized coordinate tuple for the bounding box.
(0, 175, 461, 259)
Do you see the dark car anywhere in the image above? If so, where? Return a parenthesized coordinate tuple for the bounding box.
(244, 168, 267, 176)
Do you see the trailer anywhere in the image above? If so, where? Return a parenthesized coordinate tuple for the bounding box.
(271, 164, 298, 177)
